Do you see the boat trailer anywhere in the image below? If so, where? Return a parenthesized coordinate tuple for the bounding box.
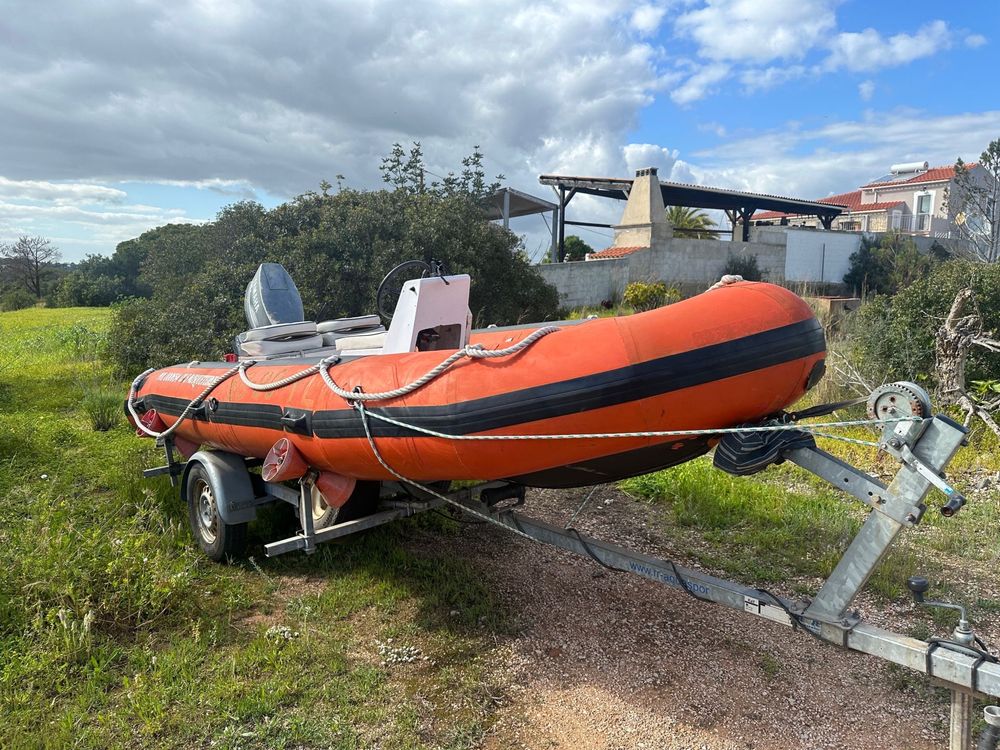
(144, 383, 1000, 749)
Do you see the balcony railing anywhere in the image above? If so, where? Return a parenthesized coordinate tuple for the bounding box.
(896, 214, 933, 233)
(837, 213, 934, 234)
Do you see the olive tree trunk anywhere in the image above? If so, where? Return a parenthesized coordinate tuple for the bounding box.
(935, 287, 1000, 436)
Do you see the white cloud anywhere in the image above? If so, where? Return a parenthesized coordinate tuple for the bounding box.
(824, 20, 952, 72)
(698, 121, 728, 138)
(686, 109, 1000, 200)
(630, 3, 668, 35)
(675, 0, 836, 63)
(858, 80, 875, 101)
(623, 144, 680, 176)
(740, 65, 807, 93)
(0, 177, 126, 205)
(671, 2, 957, 101)
(966, 34, 987, 49)
(0, 0, 667, 203)
(671, 63, 730, 104)
(0, 176, 204, 255)
(0, 0, 681, 259)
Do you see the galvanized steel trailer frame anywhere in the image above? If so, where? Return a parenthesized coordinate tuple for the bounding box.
(155, 407, 996, 748)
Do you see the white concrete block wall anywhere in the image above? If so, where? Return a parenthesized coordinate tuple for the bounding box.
(782, 229, 860, 283)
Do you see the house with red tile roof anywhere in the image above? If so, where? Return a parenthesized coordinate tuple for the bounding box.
(754, 161, 983, 237)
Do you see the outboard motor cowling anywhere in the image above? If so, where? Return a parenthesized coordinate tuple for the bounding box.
(244, 263, 305, 328)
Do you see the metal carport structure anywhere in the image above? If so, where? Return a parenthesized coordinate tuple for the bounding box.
(539, 170, 848, 261)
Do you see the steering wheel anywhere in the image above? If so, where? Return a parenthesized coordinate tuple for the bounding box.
(376, 259, 432, 322)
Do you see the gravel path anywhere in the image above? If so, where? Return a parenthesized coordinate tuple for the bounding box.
(440, 485, 958, 749)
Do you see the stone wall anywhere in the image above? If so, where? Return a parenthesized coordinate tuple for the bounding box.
(536, 237, 787, 309)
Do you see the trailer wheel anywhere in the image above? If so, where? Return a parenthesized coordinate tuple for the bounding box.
(309, 484, 339, 529)
(308, 480, 380, 529)
(186, 463, 248, 562)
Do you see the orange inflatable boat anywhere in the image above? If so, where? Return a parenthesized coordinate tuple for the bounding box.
(129, 263, 826, 490)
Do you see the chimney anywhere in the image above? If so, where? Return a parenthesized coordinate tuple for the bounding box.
(612, 167, 672, 249)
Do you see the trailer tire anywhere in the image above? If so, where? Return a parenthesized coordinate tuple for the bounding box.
(306, 479, 380, 531)
(309, 483, 339, 529)
(186, 463, 248, 562)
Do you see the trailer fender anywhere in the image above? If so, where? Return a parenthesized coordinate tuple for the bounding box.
(182, 450, 261, 525)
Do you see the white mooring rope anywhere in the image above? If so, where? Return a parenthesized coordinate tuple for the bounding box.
(130, 323, 899, 450)
(348, 409, 908, 443)
(128, 364, 243, 440)
(354, 400, 538, 540)
(319, 326, 561, 401)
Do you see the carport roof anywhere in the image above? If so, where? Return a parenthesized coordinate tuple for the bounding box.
(482, 186, 558, 220)
(538, 174, 847, 219)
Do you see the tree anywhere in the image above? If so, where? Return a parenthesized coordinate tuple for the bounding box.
(723, 252, 762, 281)
(934, 288, 1000, 438)
(561, 235, 593, 262)
(106, 149, 559, 376)
(665, 206, 717, 239)
(947, 141, 1000, 262)
(843, 232, 938, 296)
(1, 236, 61, 298)
(380, 141, 503, 200)
(851, 259, 1000, 389)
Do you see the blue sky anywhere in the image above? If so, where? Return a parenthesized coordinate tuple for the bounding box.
(1, 0, 997, 262)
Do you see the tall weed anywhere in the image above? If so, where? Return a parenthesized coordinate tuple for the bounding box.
(81, 386, 122, 431)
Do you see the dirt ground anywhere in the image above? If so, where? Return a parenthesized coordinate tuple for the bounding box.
(434, 485, 961, 750)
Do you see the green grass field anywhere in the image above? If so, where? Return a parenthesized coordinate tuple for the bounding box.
(2, 306, 998, 747)
(0, 307, 508, 749)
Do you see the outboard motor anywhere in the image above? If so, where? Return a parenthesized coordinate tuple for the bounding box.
(236, 264, 321, 359)
(244, 263, 305, 328)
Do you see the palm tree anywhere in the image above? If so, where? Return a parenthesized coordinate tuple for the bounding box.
(665, 206, 717, 240)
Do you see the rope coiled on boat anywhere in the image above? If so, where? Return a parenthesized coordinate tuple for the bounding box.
(319, 325, 561, 401)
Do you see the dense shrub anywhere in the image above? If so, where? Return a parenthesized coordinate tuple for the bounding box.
(107, 191, 559, 375)
(843, 233, 942, 296)
(0, 287, 35, 311)
(50, 241, 152, 307)
(622, 280, 681, 312)
(723, 253, 762, 281)
(851, 260, 1000, 386)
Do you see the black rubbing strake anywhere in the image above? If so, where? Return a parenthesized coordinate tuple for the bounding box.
(143, 318, 824, 440)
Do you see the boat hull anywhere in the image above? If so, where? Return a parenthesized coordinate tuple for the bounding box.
(133, 282, 826, 488)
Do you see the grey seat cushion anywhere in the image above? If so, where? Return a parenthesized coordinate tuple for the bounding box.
(317, 315, 382, 334)
(240, 321, 318, 343)
(240, 334, 325, 357)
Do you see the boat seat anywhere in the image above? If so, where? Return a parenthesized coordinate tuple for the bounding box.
(317, 315, 381, 334)
(239, 334, 325, 357)
(238, 263, 389, 359)
(335, 330, 387, 353)
(318, 316, 386, 348)
(241, 321, 318, 343)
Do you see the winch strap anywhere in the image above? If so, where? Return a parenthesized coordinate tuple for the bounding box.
(787, 396, 868, 421)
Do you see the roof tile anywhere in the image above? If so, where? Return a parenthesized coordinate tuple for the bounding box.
(754, 189, 903, 220)
(587, 245, 646, 260)
(861, 164, 974, 188)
